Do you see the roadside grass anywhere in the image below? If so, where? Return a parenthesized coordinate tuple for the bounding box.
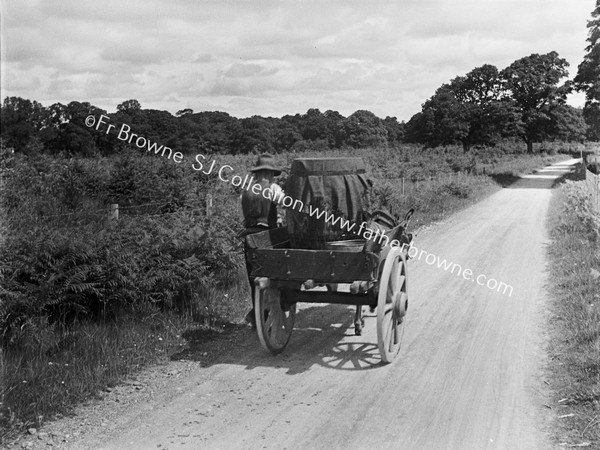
(0, 307, 189, 440)
(0, 270, 248, 443)
(0, 142, 589, 440)
(547, 181, 600, 447)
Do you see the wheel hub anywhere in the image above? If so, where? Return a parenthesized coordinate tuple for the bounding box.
(392, 292, 407, 319)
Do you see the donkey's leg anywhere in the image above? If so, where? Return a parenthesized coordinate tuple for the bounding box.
(354, 305, 364, 335)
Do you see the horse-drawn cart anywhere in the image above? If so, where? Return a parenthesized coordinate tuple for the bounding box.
(245, 158, 413, 363)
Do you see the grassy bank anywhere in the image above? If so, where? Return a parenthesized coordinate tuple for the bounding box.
(0, 142, 587, 439)
(547, 181, 600, 447)
(1, 308, 187, 433)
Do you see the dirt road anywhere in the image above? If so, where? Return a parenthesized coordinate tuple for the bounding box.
(28, 160, 579, 450)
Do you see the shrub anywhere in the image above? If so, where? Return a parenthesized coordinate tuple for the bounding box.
(438, 180, 472, 198)
(0, 210, 243, 349)
(561, 181, 600, 241)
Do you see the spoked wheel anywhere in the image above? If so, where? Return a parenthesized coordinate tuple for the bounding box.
(255, 286, 296, 355)
(376, 247, 408, 363)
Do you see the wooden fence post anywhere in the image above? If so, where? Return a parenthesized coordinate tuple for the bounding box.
(206, 194, 213, 219)
(108, 204, 119, 224)
(596, 172, 600, 213)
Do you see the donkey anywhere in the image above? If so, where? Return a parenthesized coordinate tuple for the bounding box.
(353, 208, 414, 335)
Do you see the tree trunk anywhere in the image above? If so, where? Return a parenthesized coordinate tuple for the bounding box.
(526, 139, 533, 154)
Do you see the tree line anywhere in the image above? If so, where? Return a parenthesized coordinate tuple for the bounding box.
(407, 0, 600, 149)
(0, 97, 407, 157)
(404, 51, 595, 152)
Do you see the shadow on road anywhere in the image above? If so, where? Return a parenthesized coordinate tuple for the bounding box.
(489, 163, 581, 189)
(316, 342, 381, 371)
(171, 304, 387, 374)
(487, 173, 521, 187)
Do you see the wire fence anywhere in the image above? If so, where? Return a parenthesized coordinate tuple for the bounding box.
(1, 198, 218, 235)
(1, 169, 477, 236)
(374, 171, 476, 193)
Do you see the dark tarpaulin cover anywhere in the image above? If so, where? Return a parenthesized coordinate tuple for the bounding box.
(284, 158, 372, 248)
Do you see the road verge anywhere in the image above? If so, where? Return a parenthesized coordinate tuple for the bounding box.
(547, 180, 600, 447)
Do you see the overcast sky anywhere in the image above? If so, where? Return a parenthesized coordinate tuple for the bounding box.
(0, 0, 594, 121)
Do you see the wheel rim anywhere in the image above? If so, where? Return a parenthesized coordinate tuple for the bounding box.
(255, 286, 296, 355)
(377, 248, 408, 363)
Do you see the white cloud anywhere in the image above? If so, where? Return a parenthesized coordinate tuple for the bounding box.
(0, 0, 592, 120)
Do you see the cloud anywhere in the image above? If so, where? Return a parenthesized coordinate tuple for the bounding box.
(0, 0, 592, 120)
(222, 63, 279, 78)
(193, 53, 214, 63)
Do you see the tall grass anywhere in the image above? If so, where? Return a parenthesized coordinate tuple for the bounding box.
(547, 181, 600, 447)
(1, 306, 188, 433)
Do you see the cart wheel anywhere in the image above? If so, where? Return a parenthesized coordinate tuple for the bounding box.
(377, 248, 408, 363)
(255, 286, 296, 355)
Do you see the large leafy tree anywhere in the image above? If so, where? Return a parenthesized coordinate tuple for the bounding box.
(383, 116, 405, 144)
(117, 99, 142, 113)
(416, 86, 470, 148)
(114, 99, 147, 132)
(449, 64, 521, 150)
(501, 52, 574, 152)
(188, 111, 239, 154)
(0, 96, 45, 150)
(574, 0, 600, 140)
(452, 64, 505, 103)
(338, 110, 389, 148)
(230, 116, 276, 154)
(299, 108, 332, 142)
(550, 105, 588, 142)
(403, 111, 426, 144)
(406, 65, 520, 150)
(272, 120, 302, 152)
(323, 110, 346, 147)
(45, 101, 107, 156)
(283, 108, 347, 148)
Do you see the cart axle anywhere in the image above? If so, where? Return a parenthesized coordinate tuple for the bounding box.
(288, 289, 377, 307)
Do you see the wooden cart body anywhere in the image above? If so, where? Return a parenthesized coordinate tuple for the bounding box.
(246, 215, 411, 363)
(246, 226, 380, 305)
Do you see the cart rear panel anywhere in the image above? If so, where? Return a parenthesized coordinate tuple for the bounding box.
(247, 247, 379, 282)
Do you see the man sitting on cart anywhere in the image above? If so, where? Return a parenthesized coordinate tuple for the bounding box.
(240, 153, 285, 327)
